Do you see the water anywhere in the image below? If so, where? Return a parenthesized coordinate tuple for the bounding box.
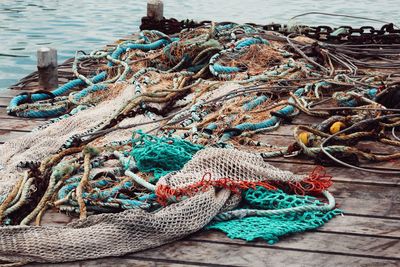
(0, 0, 399, 90)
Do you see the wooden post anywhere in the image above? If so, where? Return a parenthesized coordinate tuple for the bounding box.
(147, 0, 164, 21)
(37, 47, 58, 90)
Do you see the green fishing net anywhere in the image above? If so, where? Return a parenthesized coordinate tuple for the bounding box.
(130, 131, 204, 182)
(207, 187, 341, 244)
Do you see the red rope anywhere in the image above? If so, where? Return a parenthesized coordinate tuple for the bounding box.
(156, 166, 333, 205)
(272, 166, 333, 195)
(156, 172, 276, 206)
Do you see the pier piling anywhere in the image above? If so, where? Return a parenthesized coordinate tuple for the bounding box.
(37, 47, 58, 90)
(147, 0, 164, 21)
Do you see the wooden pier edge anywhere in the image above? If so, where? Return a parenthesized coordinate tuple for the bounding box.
(1, 1, 399, 266)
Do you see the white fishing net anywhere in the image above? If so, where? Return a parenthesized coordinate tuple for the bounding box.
(0, 147, 304, 264)
(0, 83, 136, 198)
(0, 81, 308, 265)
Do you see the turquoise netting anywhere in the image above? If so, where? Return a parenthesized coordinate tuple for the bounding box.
(130, 131, 204, 182)
(207, 187, 341, 244)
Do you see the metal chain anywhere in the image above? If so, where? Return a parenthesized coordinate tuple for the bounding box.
(140, 16, 400, 44)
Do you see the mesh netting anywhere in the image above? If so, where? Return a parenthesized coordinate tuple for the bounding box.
(0, 147, 310, 264)
(0, 84, 137, 199)
(0, 24, 343, 265)
(207, 187, 340, 244)
(131, 131, 204, 182)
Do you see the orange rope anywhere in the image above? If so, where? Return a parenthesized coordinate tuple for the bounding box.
(156, 167, 333, 206)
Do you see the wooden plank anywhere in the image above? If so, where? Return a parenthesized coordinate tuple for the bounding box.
(190, 231, 400, 260)
(28, 257, 206, 267)
(330, 182, 400, 219)
(319, 215, 400, 238)
(265, 156, 400, 173)
(125, 239, 400, 266)
(0, 118, 43, 131)
(0, 89, 29, 98)
(0, 130, 28, 143)
(0, 107, 9, 118)
(0, 97, 10, 107)
(257, 132, 400, 155)
(257, 130, 400, 170)
(269, 161, 400, 185)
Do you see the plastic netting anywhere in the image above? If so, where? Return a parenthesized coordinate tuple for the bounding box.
(207, 187, 340, 244)
(0, 147, 316, 264)
(131, 131, 204, 182)
(0, 24, 344, 265)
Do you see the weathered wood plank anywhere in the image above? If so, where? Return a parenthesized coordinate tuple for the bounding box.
(265, 156, 400, 173)
(258, 131, 400, 155)
(0, 118, 43, 131)
(190, 231, 400, 260)
(0, 107, 9, 118)
(126, 239, 400, 266)
(30, 241, 400, 267)
(269, 161, 400, 185)
(0, 89, 29, 98)
(0, 97, 10, 107)
(29, 257, 207, 267)
(319, 215, 400, 238)
(330, 183, 400, 219)
(0, 130, 28, 143)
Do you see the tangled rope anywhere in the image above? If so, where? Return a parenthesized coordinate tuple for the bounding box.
(1, 20, 400, 265)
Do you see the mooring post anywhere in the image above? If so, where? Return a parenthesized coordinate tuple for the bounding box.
(147, 0, 164, 21)
(37, 47, 58, 90)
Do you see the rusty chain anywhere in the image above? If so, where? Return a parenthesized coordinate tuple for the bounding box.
(140, 16, 400, 44)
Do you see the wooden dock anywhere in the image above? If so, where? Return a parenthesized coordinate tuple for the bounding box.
(1, 0, 400, 263)
(1, 85, 399, 266)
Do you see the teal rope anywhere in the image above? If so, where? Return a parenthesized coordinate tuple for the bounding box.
(220, 88, 304, 142)
(7, 72, 106, 117)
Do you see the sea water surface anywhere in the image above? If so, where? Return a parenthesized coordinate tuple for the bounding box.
(0, 0, 399, 90)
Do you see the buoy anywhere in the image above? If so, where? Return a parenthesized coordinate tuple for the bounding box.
(298, 132, 310, 146)
(330, 121, 346, 134)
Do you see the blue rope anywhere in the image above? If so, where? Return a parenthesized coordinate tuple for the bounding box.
(235, 37, 269, 49)
(242, 95, 269, 111)
(8, 36, 178, 118)
(337, 88, 378, 107)
(71, 84, 109, 103)
(8, 72, 106, 113)
(17, 105, 70, 118)
(209, 37, 269, 76)
(212, 64, 242, 73)
(109, 37, 178, 67)
(220, 88, 304, 141)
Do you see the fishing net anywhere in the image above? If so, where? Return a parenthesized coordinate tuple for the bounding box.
(0, 147, 326, 264)
(207, 187, 341, 244)
(130, 131, 204, 182)
(0, 84, 137, 199)
(9, 22, 400, 265)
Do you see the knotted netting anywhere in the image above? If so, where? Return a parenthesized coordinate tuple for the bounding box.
(0, 23, 345, 265)
(0, 146, 332, 264)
